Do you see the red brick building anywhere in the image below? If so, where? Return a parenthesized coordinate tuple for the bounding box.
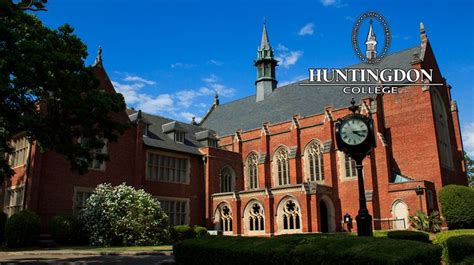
(2, 23, 467, 235)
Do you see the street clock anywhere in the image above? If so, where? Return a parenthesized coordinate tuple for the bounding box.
(334, 99, 376, 237)
(335, 102, 376, 161)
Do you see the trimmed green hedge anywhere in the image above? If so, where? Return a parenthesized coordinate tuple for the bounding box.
(5, 210, 40, 248)
(174, 234, 441, 265)
(433, 229, 474, 262)
(171, 225, 196, 242)
(439, 185, 474, 229)
(49, 214, 81, 245)
(193, 226, 208, 237)
(0, 211, 7, 243)
(386, 230, 430, 243)
(445, 235, 474, 263)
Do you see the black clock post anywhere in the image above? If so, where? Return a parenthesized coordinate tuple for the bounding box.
(335, 99, 376, 237)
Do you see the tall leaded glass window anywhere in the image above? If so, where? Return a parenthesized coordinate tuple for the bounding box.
(220, 166, 235, 192)
(304, 141, 324, 181)
(274, 147, 290, 186)
(246, 152, 259, 190)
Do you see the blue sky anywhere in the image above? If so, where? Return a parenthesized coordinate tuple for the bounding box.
(36, 0, 474, 155)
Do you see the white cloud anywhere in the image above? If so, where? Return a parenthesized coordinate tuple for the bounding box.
(279, 75, 307, 87)
(202, 74, 218, 83)
(275, 44, 303, 69)
(112, 80, 173, 114)
(344, 16, 354, 22)
(208, 59, 223, 66)
(179, 112, 200, 123)
(171, 62, 196, 69)
(123, 75, 156, 85)
(298, 23, 314, 36)
(463, 122, 474, 157)
(113, 73, 235, 122)
(320, 0, 347, 8)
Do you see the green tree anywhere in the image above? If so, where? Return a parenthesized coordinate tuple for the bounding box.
(465, 152, 474, 186)
(0, 2, 128, 179)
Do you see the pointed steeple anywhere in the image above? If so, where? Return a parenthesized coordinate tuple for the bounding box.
(260, 22, 271, 50)
(366, 20, 376, 41)
(254, 22, 278, 102)
(365, 20, 377, 60)
(92, 46, 103, 67)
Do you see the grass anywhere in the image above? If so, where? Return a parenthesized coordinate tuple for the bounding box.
(0, 245, 172, 252)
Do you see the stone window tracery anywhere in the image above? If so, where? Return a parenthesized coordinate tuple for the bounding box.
(304, 141, 324, 182)
(274, 147, 290, 186)
(281, 199, 301, 230)
(246, 152, 259, 190)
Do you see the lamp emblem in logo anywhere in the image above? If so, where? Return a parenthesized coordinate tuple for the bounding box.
(352, 11, 391, 64)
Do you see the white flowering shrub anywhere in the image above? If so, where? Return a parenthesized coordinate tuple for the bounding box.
(80, 183, 169, 246)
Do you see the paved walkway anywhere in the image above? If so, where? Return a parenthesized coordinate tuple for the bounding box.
(0, 250, 174, 264)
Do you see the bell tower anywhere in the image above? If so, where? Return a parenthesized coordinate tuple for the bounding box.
(254, 22, 278, 102)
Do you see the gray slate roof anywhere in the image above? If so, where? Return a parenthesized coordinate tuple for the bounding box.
(130, 112, 216, 155)
(200, 46, 421, 136)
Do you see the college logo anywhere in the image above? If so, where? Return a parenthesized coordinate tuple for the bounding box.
(351, 11, 391, 64)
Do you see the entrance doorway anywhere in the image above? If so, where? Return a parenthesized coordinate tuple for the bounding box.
(392, 200, 409, 230)
(320, 200, 329, 232)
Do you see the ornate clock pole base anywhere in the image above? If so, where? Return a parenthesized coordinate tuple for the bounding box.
(355, 158, 373, 237)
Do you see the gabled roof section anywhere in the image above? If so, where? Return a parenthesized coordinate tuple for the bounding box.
(200, 46, 421, 136)
(134, 112, 214, 155)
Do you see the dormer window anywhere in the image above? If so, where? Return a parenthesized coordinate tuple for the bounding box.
(195, 130, 218, 148)
(175, 131, 185, 143)
(209, 139, 218, 148)
(162, 121, 187, 144)
(143, 124, 150, 137)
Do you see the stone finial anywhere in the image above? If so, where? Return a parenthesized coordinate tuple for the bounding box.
(92, 46, 103, 67)
(451, 100, 458, 112)
(214, 92, 220, 106)
(419, 22, 428, 61)
(191, 116, 197, 125)
(420, 22, 427, 43)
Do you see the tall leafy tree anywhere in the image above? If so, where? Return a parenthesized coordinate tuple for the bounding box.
(0, 2, 128, 180)
(465, 152, 474, 186)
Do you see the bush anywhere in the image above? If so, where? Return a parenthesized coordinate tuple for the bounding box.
(434, 229, 474, 262)
(386, 230, 430, 243)
(0, 211, 7, 243)
(5, 210, 40, 248)
(80, 183, 169, 246)
(174, 234, 442, 265)
(439, 185, 474, 229)
(49, 215, 81, 245)
(171, 225, 196, 242)
(194, 226, 208, 237)
(445, 235, 474, 263)
(409, 210, 442, 233)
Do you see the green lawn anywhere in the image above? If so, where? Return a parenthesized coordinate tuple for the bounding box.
(0, 245, 172, 252)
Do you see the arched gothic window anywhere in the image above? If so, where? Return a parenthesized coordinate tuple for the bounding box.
(245, 201, 264, 232)
(304, 141, 324, 182)
(432, 89, 453, 169)
(274, 147, 290, 186)
(281, 199, 301, 230)
(220, 166, 235, 192)
(216, 203, 233, 232)
(246, 153, 259, 190)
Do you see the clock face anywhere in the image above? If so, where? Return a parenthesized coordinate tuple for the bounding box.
(340, 118, 369, 146)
